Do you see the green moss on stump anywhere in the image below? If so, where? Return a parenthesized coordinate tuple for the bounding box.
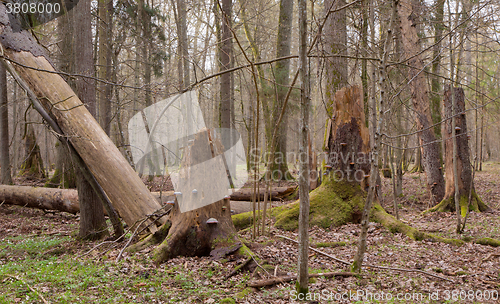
(274, 176, 365, 231)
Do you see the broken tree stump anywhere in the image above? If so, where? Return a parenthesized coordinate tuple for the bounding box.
(0, 7, 163, 232)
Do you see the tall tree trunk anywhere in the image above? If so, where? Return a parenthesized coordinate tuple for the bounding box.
(426, 86, 489, 214)
(219, 0, 232, 130)
(0, 62, 11, 184)
(98, 0, 113, 135)
(398, 0, 445, 202)
(430, 0, 444, 141)
(297, 0, 309, 295)
(143, 0, 152, 107)
(268, 0, 293, 180)
(74, 0, 108, 240)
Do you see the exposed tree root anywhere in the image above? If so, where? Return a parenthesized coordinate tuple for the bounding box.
(424, 190, 491, 216)
(371, 203, 464, 245)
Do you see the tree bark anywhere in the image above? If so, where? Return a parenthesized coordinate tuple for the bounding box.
(0, 62, 11, 184)
(0, 7, 163, 233)
(427, 86, 489, 214)
(398, 0, 445, 202)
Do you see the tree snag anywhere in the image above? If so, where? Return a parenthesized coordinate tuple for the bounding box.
(147, 130, 241, 264)
(274, 86, 369, 231)
(426, 86, 489, 215)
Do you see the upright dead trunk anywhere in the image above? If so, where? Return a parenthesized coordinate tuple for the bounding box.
(427, 86, 489, 214)
(74, 0, 108, 240)
(0, 62, 11, 184)
(0, 8, 163, 233)
(398, 0, 445, 202)
(152, 130, 239, 263)
(430, 0, 445, 140)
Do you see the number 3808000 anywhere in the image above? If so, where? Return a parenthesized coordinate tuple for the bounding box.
(5, 2, 61, 14)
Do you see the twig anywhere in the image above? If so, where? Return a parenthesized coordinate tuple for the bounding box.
(116, 216, 150, 262)
(275, 234, 455, 282)
(247, 272, 359, 288)
(225, 257, 253, 279)
(2, 274, 49, 304)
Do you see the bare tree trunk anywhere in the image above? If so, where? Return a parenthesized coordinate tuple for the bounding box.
(297, 0, 309, 295)
(398, 0, 445, 202)
(219, 0, 232, 130)
(426, 86, 489, 214)
(267, 0, 293, 180)
(0, 62, 11, 185)
(74, 0, 108, 240)
(97, 0, 112, 135)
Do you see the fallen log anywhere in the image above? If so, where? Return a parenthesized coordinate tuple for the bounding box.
(0, 186, 171, 215)
(0, 185, 79, 214)
(247, 272, 358, 288)
(229, 186, 296, 201)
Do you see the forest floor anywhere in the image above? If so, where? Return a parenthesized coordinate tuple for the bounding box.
(1, 163, 500, 303)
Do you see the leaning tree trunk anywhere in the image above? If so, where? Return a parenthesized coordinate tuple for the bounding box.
(398, 0, 445, 202)
(0, 62, 11, 185)
(147, 130, 240, 264)
(426, 86, 489, 214)
(0, 6, 163, 233)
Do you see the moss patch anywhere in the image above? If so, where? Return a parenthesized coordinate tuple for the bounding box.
(315, 241, 347, 248)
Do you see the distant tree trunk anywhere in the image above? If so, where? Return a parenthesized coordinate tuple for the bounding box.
(427, 86, 489, 214)
(97, 0, 113, 135)
(297, 0, 309, 294)
(19, 125, 45, 179)
(430, 0, 445, 141)
(175, 0, 190, 88)
(0, 62, 11, 184)
(219, 0, 232, 129)
(74, 0, 108, 240)
(268, 0, 293, 180)
(143, 0, 152, 107)
(398, 0, 445, 202)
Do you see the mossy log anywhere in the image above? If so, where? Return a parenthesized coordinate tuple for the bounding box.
(426, 86, 490, 215)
